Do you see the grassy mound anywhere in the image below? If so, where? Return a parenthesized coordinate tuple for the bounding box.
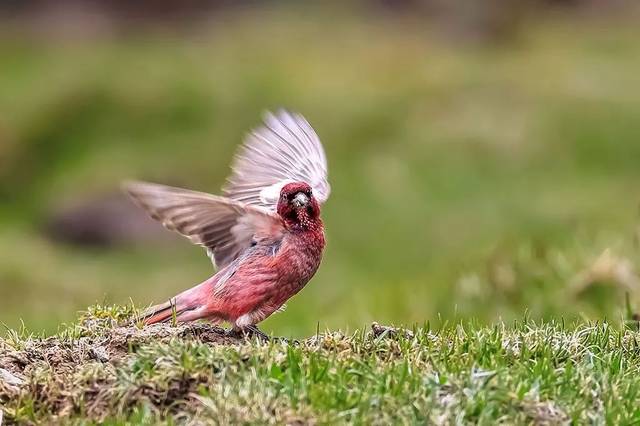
(1, 306, 640, 424)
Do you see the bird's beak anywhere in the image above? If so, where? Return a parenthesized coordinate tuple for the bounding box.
(292, 192, 309, 208)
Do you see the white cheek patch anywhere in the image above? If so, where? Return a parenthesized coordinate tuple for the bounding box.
(259, 180, 295, 205)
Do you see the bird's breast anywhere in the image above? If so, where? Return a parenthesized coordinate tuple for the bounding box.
(276, 229, 325, 288)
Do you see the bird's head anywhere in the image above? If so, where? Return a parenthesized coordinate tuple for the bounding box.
(277, 182, 321, 229)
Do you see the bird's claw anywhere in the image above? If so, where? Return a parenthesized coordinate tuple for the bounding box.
(223, 328, 245, 339)
(224, 326, 295, 344)
(244, 325, 271, 341)
(224, 326, 270, 341)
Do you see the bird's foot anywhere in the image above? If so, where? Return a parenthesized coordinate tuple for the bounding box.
(245, 326, 298, 344)
(224, 326, 270, 342)
(224, 326, 295, 344)
(244, 325, 272, 341)
(223, 327, 244, 339)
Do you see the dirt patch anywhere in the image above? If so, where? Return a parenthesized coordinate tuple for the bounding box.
(106, 322, 238, 356)
(1, 322, 235, 373)
(0, 319, 403, 423)
(0, 321, 243, 423)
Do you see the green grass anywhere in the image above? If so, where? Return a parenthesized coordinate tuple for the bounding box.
(2, 306, 640, 424)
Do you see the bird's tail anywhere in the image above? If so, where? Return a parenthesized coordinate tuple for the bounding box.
(141, 299, 180, 325)
(139, 277, 214, 325)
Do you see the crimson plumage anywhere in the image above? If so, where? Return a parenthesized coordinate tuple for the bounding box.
(123, 111, 330, 332)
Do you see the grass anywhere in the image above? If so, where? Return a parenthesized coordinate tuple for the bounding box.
(2, 305, 640, 424)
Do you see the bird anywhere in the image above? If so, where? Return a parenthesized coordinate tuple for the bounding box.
(123, 110, 330, 338)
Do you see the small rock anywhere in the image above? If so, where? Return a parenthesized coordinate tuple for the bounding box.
(371, 322, 414, 339)
(89, 346, 110, 363)
(0, 367, 24, 386)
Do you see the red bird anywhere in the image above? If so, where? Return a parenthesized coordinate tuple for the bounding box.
(124, 110, 330, 337)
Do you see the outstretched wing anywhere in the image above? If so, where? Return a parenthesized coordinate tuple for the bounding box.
(123, 181, 284, 269)
(223, 110, 330, 211)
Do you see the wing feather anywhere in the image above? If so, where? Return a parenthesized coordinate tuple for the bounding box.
(122, 110, 328, 268)
(223, 110, 330, 210)
(123, 181, 283, 269)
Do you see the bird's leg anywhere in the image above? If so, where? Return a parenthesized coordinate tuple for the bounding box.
(224, 325, 270, 341)
(245, 325, 271, 341)
(246, 326, 297, 344)
(223, 327, 243, 339)
(223, 324, 297, 344)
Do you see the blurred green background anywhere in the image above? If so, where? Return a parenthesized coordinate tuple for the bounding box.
(1, 1, 640, 337)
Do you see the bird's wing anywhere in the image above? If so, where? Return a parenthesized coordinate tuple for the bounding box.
(123, 181, 284, 269)
(223, 109, 330, 211)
